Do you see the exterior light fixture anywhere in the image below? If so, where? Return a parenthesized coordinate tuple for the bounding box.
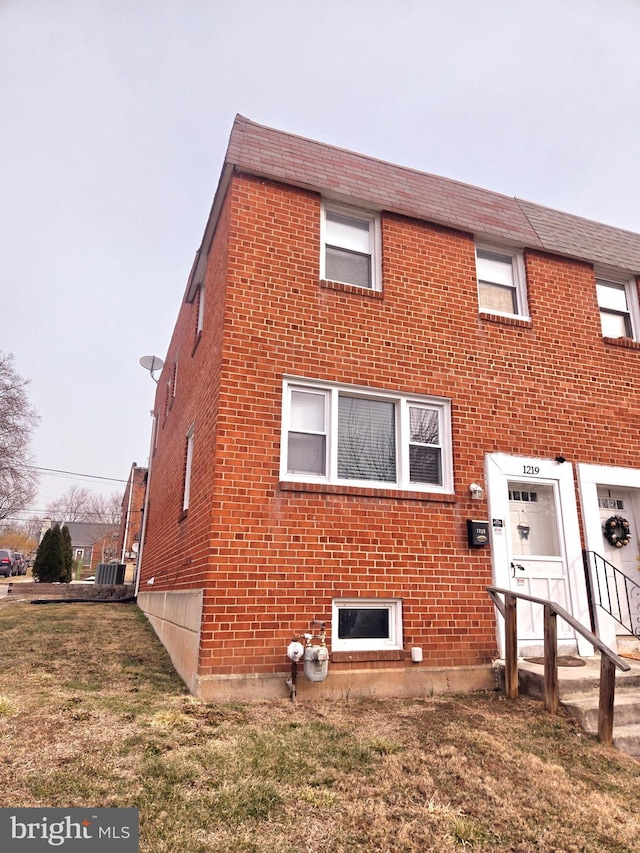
(469, 483, 484, 500)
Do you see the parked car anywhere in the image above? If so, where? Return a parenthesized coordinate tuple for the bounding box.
(12, 552, 26, 575)
(0, 549, 15, 578)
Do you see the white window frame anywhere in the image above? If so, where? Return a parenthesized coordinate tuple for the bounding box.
(183, 424, 195, 511)
(332, 598, 403, 652)
(196, 284, 205, 335)
(476, 245, 528, 319)
(320, 202, 381, 291)
(596, 275, 639, 340)
(280, 377, 453, 494)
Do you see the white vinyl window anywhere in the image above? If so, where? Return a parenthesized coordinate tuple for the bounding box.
(332, 598, 403, 652)
(183, 424, 195, 511)
(597, 277, 638, 339)
(321, 203, 380, 290)
(476, 247, 528, 318)
(196, 285, 205, 335)
(281, 379, 453, 493)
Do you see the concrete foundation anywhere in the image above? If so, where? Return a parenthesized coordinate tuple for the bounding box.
(137, 590, 203, 695)
(196, 664, 497, 703)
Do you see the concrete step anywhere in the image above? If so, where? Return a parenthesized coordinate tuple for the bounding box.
(561, 690, 640, 758)
(612, 723, 640, 757)
(562, 690, 640, 731)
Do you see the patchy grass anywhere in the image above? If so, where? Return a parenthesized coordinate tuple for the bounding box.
(1, 599, 640, 852)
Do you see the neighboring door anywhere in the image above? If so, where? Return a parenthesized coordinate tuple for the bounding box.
(597, 488, 640, 632)
(487, 454, 590, 656)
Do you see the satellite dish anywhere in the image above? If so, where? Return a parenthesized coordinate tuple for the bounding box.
(139, 355, 164, 383)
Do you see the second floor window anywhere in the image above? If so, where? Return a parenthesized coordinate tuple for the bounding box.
(321, 203, 380, 290)
(476, 248, 528, 318)
(597, 278, 635, 339)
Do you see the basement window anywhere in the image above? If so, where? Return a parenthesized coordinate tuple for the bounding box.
(332, 599, 403, 652)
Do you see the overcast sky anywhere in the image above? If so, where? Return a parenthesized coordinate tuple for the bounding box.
(2, 0, 640, 517)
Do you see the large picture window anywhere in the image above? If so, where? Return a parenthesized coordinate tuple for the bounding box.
(281, 379, 453, 493)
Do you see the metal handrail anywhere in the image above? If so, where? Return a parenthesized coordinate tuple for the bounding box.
(487, 586, 630, 746)
(583, 550, 640, 638)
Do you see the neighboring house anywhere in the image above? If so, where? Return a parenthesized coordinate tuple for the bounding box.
(41, 520, 119, 574)
(117, 463, 147, 581)
(138, 115, 640, 702)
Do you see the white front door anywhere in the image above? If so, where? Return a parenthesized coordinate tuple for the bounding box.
(487, 453, 591, 656)
(597, 488, 640, 633)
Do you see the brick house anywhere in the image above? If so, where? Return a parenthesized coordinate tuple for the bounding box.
(117, 463, 147, 581)
(137, 115, 640, 701)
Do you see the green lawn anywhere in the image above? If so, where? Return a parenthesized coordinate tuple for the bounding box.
(1, 598, 639, 852)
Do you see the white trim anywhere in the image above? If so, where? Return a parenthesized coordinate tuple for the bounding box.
(332, 598, 403, 651)
(280, 377, 453, 494)
(183, 424, 195, 511)
(486, 453, 591, 656)
(476, 244, 529, 320)
(196, 284, 205, 335)
(577, 463, 640, 649)
(595, 275, 640, 341)
(321, 201, 381, 291)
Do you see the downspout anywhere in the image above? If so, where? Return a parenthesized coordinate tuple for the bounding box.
(134, 413, 157, 598)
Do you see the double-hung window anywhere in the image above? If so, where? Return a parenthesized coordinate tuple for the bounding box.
(476, 247, 528, 318)
(321, 203, 380, 290)
(596, 277, 638, 339)
(332, 598, 403, 652)
(282, 379, 453, 493)
(182, 424, 195, 512)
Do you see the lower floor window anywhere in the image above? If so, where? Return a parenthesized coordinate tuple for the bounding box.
(332, 598, 403, 651)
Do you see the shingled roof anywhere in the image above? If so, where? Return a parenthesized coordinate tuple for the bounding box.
(187, 115, 640, 299)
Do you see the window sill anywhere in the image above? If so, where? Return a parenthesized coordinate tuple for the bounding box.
(320, 279, 383, 299)
(603, 335, 640, 350)
(332, 650, 405, 663)
(178, 509, 188, 523)
(191, 331, 202, 357)
(479, 311, 532, 328)
(279, 481, 456, 503)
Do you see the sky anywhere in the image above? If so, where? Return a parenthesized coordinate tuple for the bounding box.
(2, 0, 640, 518)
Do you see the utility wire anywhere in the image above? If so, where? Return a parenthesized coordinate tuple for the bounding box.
(25, 465, 127, 484)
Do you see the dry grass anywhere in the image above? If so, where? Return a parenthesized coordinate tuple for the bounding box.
(1, 598, 640, 852)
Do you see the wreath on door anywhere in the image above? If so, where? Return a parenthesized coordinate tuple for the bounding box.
(603, 515, 632, 547)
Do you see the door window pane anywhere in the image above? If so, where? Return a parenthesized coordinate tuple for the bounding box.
(509, 481, 560, 557)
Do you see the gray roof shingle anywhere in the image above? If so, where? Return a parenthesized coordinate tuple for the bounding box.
(223, 115, 640, 273)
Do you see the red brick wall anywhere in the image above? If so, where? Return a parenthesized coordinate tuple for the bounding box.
(142, 172, 640, 678)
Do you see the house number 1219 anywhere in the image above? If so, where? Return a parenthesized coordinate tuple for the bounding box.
(523, 465, 540, 475)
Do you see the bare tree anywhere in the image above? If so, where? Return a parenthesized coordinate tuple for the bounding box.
(47, 485, 123, 524)
(86, 492, 122, 524)
(0, 352, 39, 521)
(46, 485, 92, 522)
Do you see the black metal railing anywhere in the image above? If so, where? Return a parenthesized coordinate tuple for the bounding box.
(583, 550, 640, 638)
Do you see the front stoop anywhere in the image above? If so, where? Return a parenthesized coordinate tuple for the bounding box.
(496, 655, 640, 758)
